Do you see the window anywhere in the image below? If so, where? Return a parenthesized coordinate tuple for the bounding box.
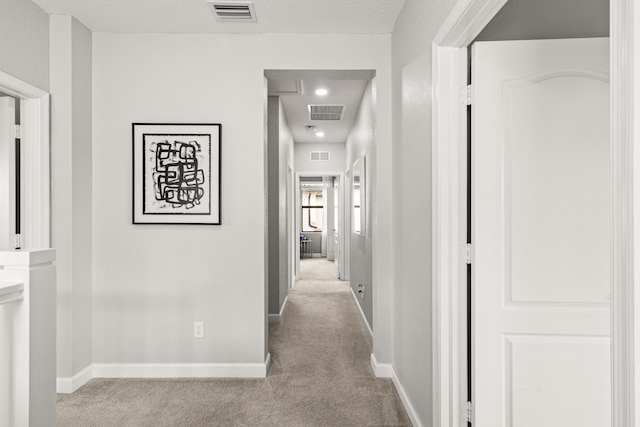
(302, 190, 324, 232)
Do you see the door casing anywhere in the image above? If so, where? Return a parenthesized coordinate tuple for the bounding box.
(0, 71, 50, 249)
(431, 0, 635, 426)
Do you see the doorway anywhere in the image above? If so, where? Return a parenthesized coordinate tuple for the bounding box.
(264, 69, 378, 353)
(0, 71, 50, 250)
(431, 0, 626, 425)
(298, 174, 344, 281)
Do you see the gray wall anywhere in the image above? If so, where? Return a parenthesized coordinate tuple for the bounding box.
(50, 15, 94, 381)
(0, 0, 49, 91)
(92, 32, 390, 370)
(267, 96, 293, 316)
(267, 96, 280, 315)
(476, 0, 608, 41)
(391, 0, 459, 423)
(346, 81, 374, 330)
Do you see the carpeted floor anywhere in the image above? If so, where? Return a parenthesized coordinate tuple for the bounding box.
(56, 258, 411, 426)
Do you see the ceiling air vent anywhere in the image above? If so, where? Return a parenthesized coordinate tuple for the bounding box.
(207, 1, 257, 22)
(310, 151, 330, 161)
(308, 105, 346, 121)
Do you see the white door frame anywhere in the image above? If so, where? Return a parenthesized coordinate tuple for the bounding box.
(0, 71, 50, 249)
(431, 0, 635, 425)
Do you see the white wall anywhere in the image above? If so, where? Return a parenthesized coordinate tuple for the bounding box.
(346, 81, 374, 329)
(0, 0, 49, 91)
(50, 15, 93, 385)
(391, 0, 458, 424)
(92, 33, 392, 367)
(294, 142, 346, 174)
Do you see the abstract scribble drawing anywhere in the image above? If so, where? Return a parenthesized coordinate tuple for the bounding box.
(152, 140, 205, 209)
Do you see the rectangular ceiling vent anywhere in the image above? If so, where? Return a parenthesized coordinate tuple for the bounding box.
(308, 105, 346, 121)
(207, 1, 257, 22)
(310, 151, 330, 161)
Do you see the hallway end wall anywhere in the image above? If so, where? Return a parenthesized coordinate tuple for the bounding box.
(92, 33, 392, 368)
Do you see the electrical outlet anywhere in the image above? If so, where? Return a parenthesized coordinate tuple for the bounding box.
(358, 284, 365, 299)
(194, 322, 204, 338)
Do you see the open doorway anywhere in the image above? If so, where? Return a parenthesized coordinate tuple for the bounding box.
(265, 69, 377, 341)
(432, 0, 617, 425)
(0, 72, 50, 251)
(298, 175, 344, 281)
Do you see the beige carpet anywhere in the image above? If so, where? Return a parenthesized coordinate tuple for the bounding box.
(56, 258, 411, 426)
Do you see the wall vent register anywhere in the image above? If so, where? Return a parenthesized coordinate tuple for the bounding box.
(308, 105, 346, 121)
(310, 151, 330, 161)
(207, 1, 257, 22)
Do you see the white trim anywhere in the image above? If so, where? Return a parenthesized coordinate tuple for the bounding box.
(370, 353, 422, 426)
(268, 295, 288, 323)
(21, 96, 50, 249)
(433, 0, 508, 47)
(612, 0, 636, 424)
(93, 355, 271, 379)
(432, 44, 468, 427)
(370, 353, 392, 377)
(57, 355, 272, 393)
(56, 364, 93, 394)
(391, 366, 423, 427)
(0, 70, 50, 249)
(350, 287, 373, 339)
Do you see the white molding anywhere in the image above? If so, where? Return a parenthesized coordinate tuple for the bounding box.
(391, 366, 424, 427)
(370, 354, 423, 426)
(21, 95, 50, 249)
(268, 295, 288, 323)
(0, 70, 50, 249)
(0, 70, 47, 99)
(350, 287, 373, 340)
(56, 364, 93, 394)
(433, 0, 508, 47)
(612, 0, 636, 425)
(57, 355, 272, 393)
(370, 353, 392, 377)
(93, 356, 272, 379)
(432, 44, 467, 427)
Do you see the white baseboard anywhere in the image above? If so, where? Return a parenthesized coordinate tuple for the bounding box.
(58, 354, 272, 392)
(370, 354, 422, 427)
(349, 287, 373, 340)
(370, 353, 393, 377)
(268, 295, 289, 324)
(56, 364, 93, 394)
(390, 368, 422, 427)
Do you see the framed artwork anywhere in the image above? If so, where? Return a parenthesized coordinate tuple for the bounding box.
(132, 123, 221, 224)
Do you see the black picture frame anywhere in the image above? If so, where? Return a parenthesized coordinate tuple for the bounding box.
(132, 123, 222, 225)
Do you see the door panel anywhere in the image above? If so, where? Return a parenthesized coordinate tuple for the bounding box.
(472, 38, 610, 426)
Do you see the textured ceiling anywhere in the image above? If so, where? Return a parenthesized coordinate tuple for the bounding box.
(30, 0, 406, 33)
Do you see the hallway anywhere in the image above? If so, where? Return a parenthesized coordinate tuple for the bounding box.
(56, 259, 410, 426)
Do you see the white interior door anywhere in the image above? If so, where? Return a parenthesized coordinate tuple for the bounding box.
(472, 38, 611, 426)
(0, 97, 16, 251)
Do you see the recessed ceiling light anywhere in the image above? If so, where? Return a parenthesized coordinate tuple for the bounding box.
(316, 132, 325, 137)
(315, 88, 328, 96)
